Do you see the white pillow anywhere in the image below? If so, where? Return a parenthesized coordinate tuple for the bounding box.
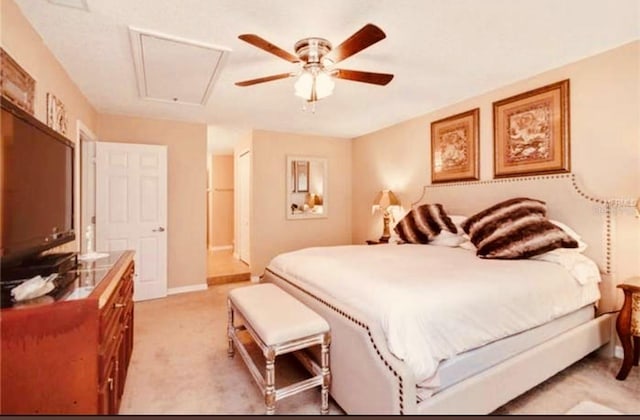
(550, 220, 588, 252)
(388, 229, 403, 245)
(430, 230, 466, 247)
(449, 215, 468, 231)
(458, 240, 476, 251)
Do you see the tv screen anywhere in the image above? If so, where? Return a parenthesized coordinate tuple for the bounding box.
(1, 99, 75, 266)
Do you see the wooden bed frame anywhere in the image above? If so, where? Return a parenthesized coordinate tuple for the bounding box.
(263, 174, 619, 414)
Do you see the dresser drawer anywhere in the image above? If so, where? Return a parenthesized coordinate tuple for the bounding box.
(100, 290, 124, 340)
(99, 262, 133, 340)
(99, 319, 121, 381)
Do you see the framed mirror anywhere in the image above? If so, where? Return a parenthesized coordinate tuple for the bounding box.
(287, 156, 328, 219)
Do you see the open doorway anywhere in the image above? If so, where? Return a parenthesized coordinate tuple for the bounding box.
(206, 152, 249, 285)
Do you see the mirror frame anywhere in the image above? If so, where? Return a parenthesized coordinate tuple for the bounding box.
(286, 155, 328, 220)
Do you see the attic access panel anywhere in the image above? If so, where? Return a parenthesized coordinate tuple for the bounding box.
(129, 27, 230, 106)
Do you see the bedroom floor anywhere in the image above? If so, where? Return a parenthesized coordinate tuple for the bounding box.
(119, 283, 640, 415)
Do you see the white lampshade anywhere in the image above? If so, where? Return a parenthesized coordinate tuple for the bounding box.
(294, 69, 335, 101)
(314, 71, 335, 99)
(294, 71, 314, 99)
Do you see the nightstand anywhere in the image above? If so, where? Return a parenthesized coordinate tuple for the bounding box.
(615, 277, 640, 380)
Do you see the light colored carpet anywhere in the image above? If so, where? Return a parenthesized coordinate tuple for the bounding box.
(566, 400, 622, 415)
(120, 283, 640, 415)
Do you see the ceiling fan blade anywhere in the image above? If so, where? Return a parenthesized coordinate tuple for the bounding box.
(235, 73, 294, 87)
(325, 24, 386, 64)
(238, 34, 300, 63)
(334, 69, 394, 85)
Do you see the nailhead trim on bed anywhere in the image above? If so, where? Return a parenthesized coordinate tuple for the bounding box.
(412, 173, 614, 274)
(265, 269, 405, 414)
(569, 174, 613, 275)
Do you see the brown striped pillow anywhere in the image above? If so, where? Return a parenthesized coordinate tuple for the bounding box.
(394, 204, 458, 244)
(461, 197, 578, 259)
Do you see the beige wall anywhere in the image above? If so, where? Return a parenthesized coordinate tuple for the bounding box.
(1, 0, 97, 137)
(210, 155, 234, 248)
(2, 0, 209, 290)
(250, 130, 352, 276)
(352, 40, 640, 282)
(96, 114, 208, 290)
(1, 0, 99, 253)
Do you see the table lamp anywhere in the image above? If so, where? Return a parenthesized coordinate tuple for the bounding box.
(372, 190, 401, 243)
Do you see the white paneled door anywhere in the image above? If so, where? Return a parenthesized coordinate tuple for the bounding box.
(96, 142, 168, 301)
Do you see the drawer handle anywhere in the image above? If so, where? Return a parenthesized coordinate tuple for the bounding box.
(114, 303, 126, 309)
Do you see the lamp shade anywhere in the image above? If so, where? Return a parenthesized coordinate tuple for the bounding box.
(294, 69, 335, 101)
(314, 71, 335, 99)
(294, 71, 314, 99)
(372, 190, 400, 210)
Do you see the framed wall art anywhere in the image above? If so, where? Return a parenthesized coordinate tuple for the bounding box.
(46, 92, 68, 136)
(430, 108, 479, 183)
(0, 48, 35, 115)
(493, 79, 570, 178)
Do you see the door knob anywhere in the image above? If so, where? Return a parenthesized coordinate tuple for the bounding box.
(153, 227, 165, 232)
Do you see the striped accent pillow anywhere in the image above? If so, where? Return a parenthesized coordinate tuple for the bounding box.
(394, 204, 458, 244)
(461, 197, 578, 259)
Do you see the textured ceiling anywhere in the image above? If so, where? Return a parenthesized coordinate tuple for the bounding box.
(15, 0, 640, 139)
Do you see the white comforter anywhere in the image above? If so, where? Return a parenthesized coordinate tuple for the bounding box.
(267, 244, 601, 386)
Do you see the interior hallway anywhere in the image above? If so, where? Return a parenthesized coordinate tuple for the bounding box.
(207, 249, 250, 285)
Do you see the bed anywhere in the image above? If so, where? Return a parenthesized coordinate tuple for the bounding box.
(262, 174, 618, 414)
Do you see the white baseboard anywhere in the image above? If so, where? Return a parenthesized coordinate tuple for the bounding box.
(614, 345, 623, 359)
(209, 245, 233, 251)
(167, 284, 208, 295)
(250, 275, 260, 283)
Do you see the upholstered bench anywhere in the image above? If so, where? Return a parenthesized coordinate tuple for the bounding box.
(227, 283, 331, 415)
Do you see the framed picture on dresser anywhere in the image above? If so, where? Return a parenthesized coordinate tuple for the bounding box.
(493, 79, 570, 178)
(430, 108, 479, 183)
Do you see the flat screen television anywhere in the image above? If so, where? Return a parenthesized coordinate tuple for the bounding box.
(1, 99, 75, 269)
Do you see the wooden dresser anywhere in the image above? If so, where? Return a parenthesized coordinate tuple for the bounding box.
(0, 251, 135, 414)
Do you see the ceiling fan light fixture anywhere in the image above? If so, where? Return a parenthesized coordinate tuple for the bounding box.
(294, 69, 334, 102)
(236, 24, 393, 108)
(294, 71, 313, 98)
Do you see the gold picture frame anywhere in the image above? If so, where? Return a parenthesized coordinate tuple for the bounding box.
(493, 80, 570, 178)
(0, 48, 35, 115)
(46, 92, 68, 136)
(430, 108, 479, 183)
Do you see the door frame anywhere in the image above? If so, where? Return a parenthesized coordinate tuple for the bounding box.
(77, 120, 97, 253)
(236, 149, 250, 265)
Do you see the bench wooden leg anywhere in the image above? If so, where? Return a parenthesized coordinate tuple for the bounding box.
(265, 349, 276, 415)
(227, 300, 235, 358)
(321, 334, 331, 415)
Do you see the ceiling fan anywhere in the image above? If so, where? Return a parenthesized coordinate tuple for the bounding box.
(235, 24, 394, 104)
